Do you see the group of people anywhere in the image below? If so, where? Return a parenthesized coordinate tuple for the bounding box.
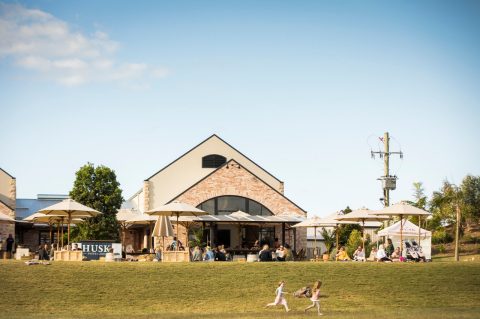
(266, 280, 323, 315)
(335, 238, 404, 263)
(259, 244, 294, 262)
(191, 245, 228, 262)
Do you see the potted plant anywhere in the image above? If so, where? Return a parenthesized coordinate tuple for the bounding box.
(321, 228, 335, 261)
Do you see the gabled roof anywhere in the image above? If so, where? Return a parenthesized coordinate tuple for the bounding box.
(145, 134, 282, 184)
(169, 159, 307, 215)
(0, 167, 15, 179)
(0, 198, 14, 211)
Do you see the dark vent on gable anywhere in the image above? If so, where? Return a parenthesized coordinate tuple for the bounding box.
(202, 154, 227, 168)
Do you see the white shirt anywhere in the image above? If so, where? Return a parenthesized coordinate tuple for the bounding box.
(376, 248, 387, 259)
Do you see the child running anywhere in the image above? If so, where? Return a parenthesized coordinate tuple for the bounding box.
(265, 281, 290, 312)
(304, 280, 323, 316)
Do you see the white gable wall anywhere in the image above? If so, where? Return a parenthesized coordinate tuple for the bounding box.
(147, 135, 283, 209)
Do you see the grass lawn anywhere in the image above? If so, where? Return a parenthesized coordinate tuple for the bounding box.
(1, 260, 480, 319)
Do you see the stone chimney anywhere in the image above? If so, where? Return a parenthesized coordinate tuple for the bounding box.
(143, 180, 150, 212)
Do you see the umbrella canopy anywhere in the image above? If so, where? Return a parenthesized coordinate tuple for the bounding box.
(292, 216, 332, 257)
(152, 216, 174, 237)
(145, 201, 207, 217)
(378, 219, 431, 237)
(38, 198, 101, 247)
(372, 201, 431, 217)
(24, 212, 84, 224)
(336, 208, 390, 251)
(146, 201, 207, 251)
(116, 208, 141, 223)
(125, 214, 157, 225)
(372, 201, 431, 253)
(0, 212, 15, 222)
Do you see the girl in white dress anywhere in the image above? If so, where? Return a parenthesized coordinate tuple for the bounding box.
(265, 281, 290, 312)
(304, 281, 323, 316)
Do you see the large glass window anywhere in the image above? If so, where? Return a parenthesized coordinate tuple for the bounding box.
(197, 196, 272, 216)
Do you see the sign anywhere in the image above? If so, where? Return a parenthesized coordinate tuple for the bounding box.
(80, 240, 121, 260)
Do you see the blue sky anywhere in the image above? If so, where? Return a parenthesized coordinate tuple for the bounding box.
(1, 1, 479, 217)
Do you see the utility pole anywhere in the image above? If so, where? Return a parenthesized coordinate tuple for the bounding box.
(371, 132, 403, 208)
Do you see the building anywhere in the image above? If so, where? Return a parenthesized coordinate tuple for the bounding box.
(16, 194, 69, 250)
(123, 134, 307, 252)
(0, 167, 16, 246)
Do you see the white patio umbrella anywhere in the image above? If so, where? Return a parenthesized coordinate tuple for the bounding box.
(152, 216, 175, 251)
(372, 201, 431, 254)
(336, 208, 390, 252)
(38, 199, 101, 247)
(293, 216, 329, 257)
(146, 201, 207, 251)
(126, 213, 158, 250)
(116, 208, 140, 252)
(316, 212, 359, 252)
(24, 212, 84, 247)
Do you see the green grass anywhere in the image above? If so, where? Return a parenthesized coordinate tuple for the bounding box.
(1, 260, 480, 319)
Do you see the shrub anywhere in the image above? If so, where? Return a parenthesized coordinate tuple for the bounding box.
(346, 229, 363, 257)
(432, 229, 453, 244)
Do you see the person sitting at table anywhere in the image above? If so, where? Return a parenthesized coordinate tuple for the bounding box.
(367, 247, 378, 261)
(251, 240, 260, 251)
(353, 246, 366, 262)
(276, 245, 285, 261)
(39, 244, 50, 260)
(385, 238, 395, 257)
(259, 244, 273, 262)
(283, 244, 294, 261)
(204, 246, 215, 262)
(170, 237, 183, 250)
(390, 247, 402, 261)
(376, 244, 392, 262)
(215, 246, 227, 261)
(335, 246, 351, 261)
(192, 246, 202, 261)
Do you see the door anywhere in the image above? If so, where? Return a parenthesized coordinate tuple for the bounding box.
(217, 229, 231, 248)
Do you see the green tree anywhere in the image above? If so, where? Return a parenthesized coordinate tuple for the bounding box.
(69, 163, 123, 241)
(408, 182, 427, 225)
(320, 228, 335, 254)
(460, 175, 480, 228)
(346, 229, 362, 258)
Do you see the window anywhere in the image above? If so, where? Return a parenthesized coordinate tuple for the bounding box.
(197, 196, 272, 216)
(202, 154, 227, 168)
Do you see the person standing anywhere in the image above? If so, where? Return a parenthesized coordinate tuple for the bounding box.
(304, 281, 323, 316)
(6, 234, 14, 259)
(265, 281, 291, 312)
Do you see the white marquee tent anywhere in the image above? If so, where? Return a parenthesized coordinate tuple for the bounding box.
(378, 219, 432, 260)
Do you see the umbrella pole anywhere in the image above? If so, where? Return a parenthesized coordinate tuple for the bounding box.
(400, 215, 403, 256)
(335, 225, 339, 253)
(49, 223, 53, 244)
(67, 213, 72, 249)
(418, 216, 421, 246)
(176, 214, 179, 251)
(56, 221, 60, 250)
(314, 226, 317, 259)
(61, 218, 64, 249)
(362, 220, 365, 252)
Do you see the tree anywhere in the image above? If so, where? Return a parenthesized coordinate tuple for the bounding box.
(320, 228, 335, 255)
(408, 182, 427, 225)
(460, 175, 480, 228)
(336, 206, 361, 246)
(69, 163, 124, 241)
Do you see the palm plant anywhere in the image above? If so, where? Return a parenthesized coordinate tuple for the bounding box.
(321, 228, 335, 254)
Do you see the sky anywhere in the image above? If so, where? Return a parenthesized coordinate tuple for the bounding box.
(1, 0, 479, 217)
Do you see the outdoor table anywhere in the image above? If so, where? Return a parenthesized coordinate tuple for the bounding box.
(246, 254, 258, 262)
(162, 250, 190, 262)
(54, 250, 83, 261)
